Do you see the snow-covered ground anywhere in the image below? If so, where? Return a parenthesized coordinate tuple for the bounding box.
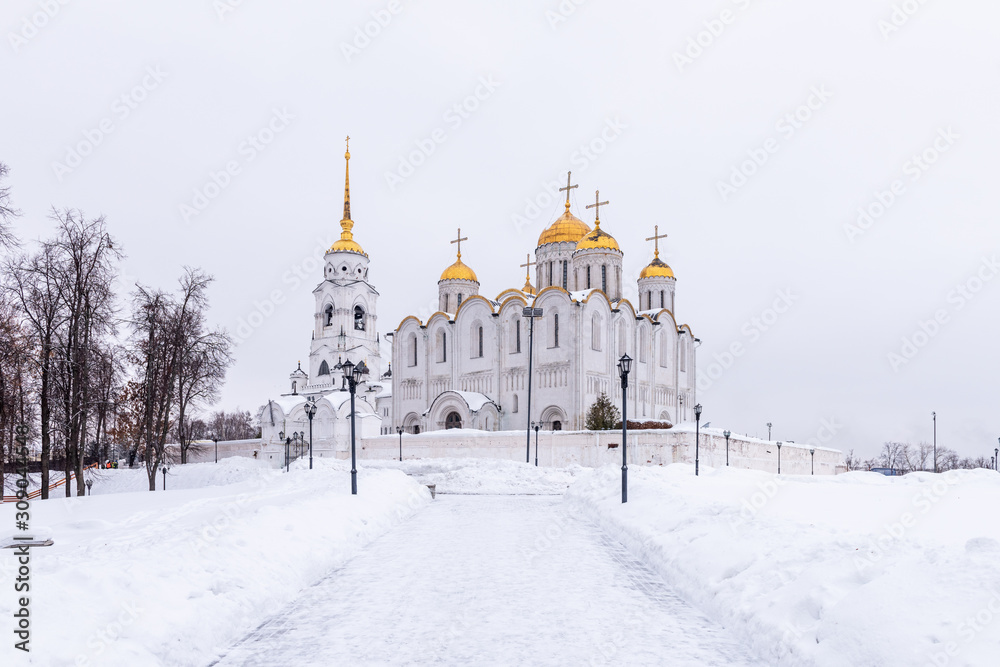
(568, 464, 1000, 667)
(362, 457, 584, 495)
(0, 458, 431, 666)
(5, 457, 999, 666)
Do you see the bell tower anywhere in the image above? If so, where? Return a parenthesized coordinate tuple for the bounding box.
(305, 137, 382, 392)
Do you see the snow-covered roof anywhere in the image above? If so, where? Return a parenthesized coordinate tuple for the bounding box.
(454, 391, 493, 412)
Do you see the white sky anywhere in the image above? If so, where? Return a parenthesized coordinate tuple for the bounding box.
(3, 0, 999, 459)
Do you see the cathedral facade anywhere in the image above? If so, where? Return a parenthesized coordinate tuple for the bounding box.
(391, 182, 698, 434)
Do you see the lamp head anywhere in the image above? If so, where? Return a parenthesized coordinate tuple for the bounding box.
(617, 354, 632, 377)
(279, 431, 285, 440)
(341, 358, 355, 380)
(694, 404, 702, 419)
(810, 448, 815, 455)
(724, 430, 731, 438)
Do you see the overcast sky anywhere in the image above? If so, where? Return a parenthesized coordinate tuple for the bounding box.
(3, 0, 998, 459)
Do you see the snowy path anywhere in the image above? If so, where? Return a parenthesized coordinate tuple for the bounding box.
(212, 496, 762, 666)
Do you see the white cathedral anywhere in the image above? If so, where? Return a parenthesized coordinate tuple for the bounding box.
(258, 143, 698, 455)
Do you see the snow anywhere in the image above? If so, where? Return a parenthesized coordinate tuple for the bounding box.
(362, 458, 584, 495)
(214, 495, 762, 666)
(0, 458, 430, 666)
(453, 390, 493, 412)
(567, 464, 1000, 667)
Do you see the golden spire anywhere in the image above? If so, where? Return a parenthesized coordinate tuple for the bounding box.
(520, 253, 537, 296)
(440, 228, 478, 282)
(329, 135, 367, 256)
(640, 225, 674, 279)
(586, 190, 610, 230)
(343, 135, 351, 221)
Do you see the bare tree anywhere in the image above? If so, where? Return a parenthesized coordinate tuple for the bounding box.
(172, 269, 233, 464)
(0, 162, 20, 249)
(5, 244, 66, 498)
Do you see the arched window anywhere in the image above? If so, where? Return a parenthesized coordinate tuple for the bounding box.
(439, 331, 447, 362)
(680, 340, 687, 372)
(477, 326, 484, 358)
(639, 329, 648, 363)
(319, 360, 330, 376)
(325, 305, 334, 326)
(586, 266, 591, 289)
(562, 261, 568, 290)
(553, 313, 560, 348)
(601, 265, 607, 293)
(660, 291, 665, 309)
(354, 306, 365, 331)
(659, 331, 669, 368)
(445, 412, 463, 429)
(592, 314, 602, 351)
(552, 420, 562, 431)
(515, 319, 521, 353)
(618, 322, 626, 356)
(457, 294, 463, 309)
(513, 394, 519, 413)
(409, 334, 418, 367)
(443, 293, 449, 313)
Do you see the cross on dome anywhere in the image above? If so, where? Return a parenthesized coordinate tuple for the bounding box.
(586, 190, 610, 227)
(646, 225, 668, 258)
(451, 228, 468, 259)
(559, 171, 578, 211)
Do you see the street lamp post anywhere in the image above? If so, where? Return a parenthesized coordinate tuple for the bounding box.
(305, 401, 317, 470)
(285, 437, 291, 473)
(777, 442, 782, 475)
(533, 422, 540, 467)
(522, 307, 544, 464)
(695, 404, 703, 476)
(995, 441, 998, 471)
(932, 411, 937, 473)
(724, 430, 731, 467)
(618, 354, 632, 503)
(338, 359, 369, 495)
(397, 426, 404, 462)
(810, 447, 816, 475)
(161, 466, 169, 491)
(767, 422, 772, 441)
(213, 436, 219, 463)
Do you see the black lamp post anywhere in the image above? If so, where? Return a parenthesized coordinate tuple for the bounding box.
(285, 437, 291, 472)
(810, 447, 816, 475)
(618, 354, 632, 503)
(339, 358, 369, 495)
(695, 404, 703, 476)
(212, 435, 219, 463)
(724, 430, 731, 467)
(522, 307, 544, 464)
(532, 422, 541, 467)
(995, 440, 998, 471)
(396, 426, 404, 462)
(305, 401, 317, 470)
(161, 466, 169, 490)
(767, 422, 772, 441)
(777, 442, 783, 475)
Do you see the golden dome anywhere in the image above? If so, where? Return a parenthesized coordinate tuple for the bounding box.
(440, 257, 479, 283)
(640, 256, 675, 279)
(575, 220, 620, 252)
(537, 206, 591, 247)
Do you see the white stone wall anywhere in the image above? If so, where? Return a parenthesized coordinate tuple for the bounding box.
(358, 428, 845, 474)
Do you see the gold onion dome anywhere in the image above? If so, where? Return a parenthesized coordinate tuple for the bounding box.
(440, 257, 478, 283)
(640, 255, 675, 279)
(537, 205, 591, 247)
(575, 219, 620, 252)
(329, 137, 368, 256)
